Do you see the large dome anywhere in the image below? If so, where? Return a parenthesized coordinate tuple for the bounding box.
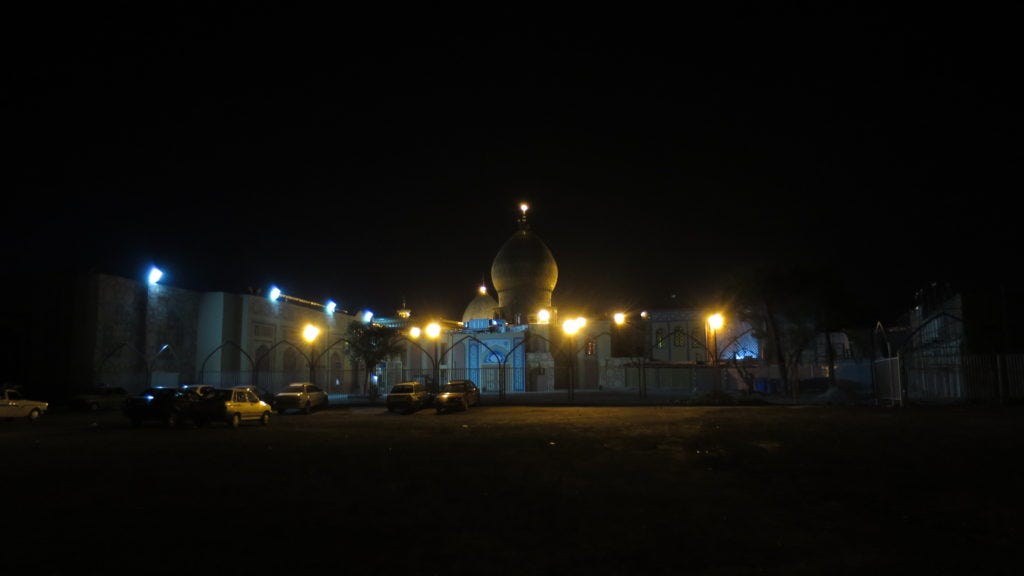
(491, 229, 558, 293)
(490, 224, 558, 322)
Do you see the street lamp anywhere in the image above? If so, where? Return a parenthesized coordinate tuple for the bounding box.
(303, 323, 320, 383)
(614, 311, 647, 398)
(707, 313, 724, 367)
(425, 322, 442, 391)
(562, 316, 586, 401)
(408, 323, 442, 393)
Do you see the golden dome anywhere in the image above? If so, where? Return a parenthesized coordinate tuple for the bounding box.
(462, 291, 499, 323)
(490, 209, 558, 323)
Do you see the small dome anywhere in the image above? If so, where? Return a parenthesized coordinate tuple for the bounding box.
(462, 291, 498, 323)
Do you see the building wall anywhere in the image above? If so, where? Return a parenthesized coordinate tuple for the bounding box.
(241, 294, 357, 391)
(90, 273, 200, 391)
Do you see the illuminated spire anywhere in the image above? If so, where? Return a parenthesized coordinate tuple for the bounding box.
(517, 202, 530, 230)
(397, 297, 411, 319)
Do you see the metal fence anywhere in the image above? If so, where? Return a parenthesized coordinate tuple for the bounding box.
(104, 353, 1024, 406)
(873, 352, 1024, 406)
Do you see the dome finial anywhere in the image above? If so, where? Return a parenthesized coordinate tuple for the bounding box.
(517, 202, 530, 230)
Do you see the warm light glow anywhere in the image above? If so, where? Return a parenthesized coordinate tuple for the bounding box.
(562, 318, 582, 335)
(537, 309, 551, 324)
(409, 326, 422, 338)
(640, 311, 648, 319)
(269, 286, 281, 301)
(425, 322, 441, 339)
(708, 313, 724, 331)
(478, 284, 487, 295)
(325, 300, 336, 315)
(303, 324, 320, 343)
(520, 202, 529, 215)
(148, 267, 163, 285)
(575, 317, 587, 329)
(613, 312, 626, 325)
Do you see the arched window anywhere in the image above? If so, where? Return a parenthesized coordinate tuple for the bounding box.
(255, 345, 271, 372)
(283, 348, 298, 373)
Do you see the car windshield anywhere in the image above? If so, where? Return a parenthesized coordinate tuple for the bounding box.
(444, 384, 465, 392)
(391, 385, 413, 393)
(285, 385, 305, 392)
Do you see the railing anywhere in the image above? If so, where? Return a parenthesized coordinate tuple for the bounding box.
(132, 354, 1024, 405)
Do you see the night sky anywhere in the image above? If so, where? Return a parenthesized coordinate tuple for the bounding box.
(7, 4, 1021, 326)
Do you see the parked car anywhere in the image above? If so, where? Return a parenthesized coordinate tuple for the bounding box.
(123, 387, 196, 428)
(250, 385, 275, 404)
(273, 382, 328, 414)
(434, 379, 481, 413)
(386, 381, 431, 414)
(68, 386, 129, 412)
(180, 384, 216, 398)
(1, 388, 48, 421)
(218, 386, 272, 427)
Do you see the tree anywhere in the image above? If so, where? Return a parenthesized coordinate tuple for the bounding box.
(343, 322, 404, 397)
(725, 262, 865, 397)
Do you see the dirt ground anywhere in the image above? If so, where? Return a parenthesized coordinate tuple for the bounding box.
(3, 403, 1022, 575)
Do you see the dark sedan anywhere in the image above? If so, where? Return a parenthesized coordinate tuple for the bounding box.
(434, 379, 481, 413)
(123, 387, 204, 428)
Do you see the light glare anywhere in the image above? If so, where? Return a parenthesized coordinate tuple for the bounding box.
(426, 322, 441, 339)
(148, 267, 163, 285)
(708, 313, 724, 331)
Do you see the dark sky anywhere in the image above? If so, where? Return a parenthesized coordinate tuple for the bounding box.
(7, 4, 1021, 326)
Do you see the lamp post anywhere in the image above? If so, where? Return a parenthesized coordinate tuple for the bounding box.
(407, 323, 442, 394)
(707, 313, 723, 367)
(303, 323, 320, 384)
(562, 316, 586, 402)
(614, 311, 645, 398)
(707, 313, 724, 393)
(425, 322, 442, 393)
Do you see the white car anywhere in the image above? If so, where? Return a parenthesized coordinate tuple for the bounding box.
(1, 389, 48, 421)
(272, 382, 329, 414)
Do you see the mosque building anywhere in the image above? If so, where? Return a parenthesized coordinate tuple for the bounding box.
(381, 204, 616, 395)
(25, 203, 757, 403)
